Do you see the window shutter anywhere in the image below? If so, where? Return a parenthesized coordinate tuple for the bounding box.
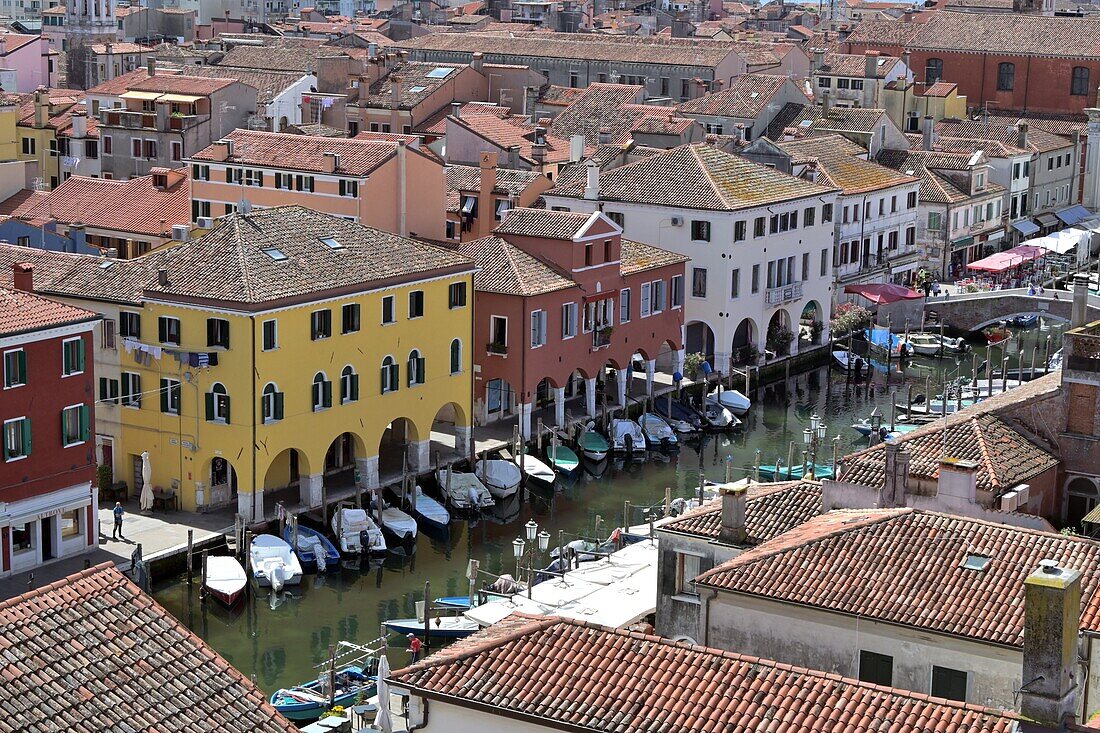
(323, 380, 333, 408)
(350, 374, 359, 401)
(160, 380, 169, 412)
(61, 409, 69, 444)
(63, 342, 71, 374)
(381, 365, 388, 393)
(391, 363, 400, 391)
(207, 319, 216, 347)
(17, 350, 25, 383)
(110, 379, 119, 402)
(100, 377, 108, 401)
(205, 392, 215, 420)
(223, 395, 230, 424)
(80, 405, 89, 441)
(540, 315, 547, 346)
(22, 418, 31, 456)
(417, 357, 425, 384)
(76, 340, 85, 372)
(312, 381, 320, 407)
(274, 392, 284, 420)
(158, 317, 167, 343)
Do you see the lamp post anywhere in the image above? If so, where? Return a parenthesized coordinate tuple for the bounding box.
(513, 520, 551, 598)
(803, 413, 828, 478)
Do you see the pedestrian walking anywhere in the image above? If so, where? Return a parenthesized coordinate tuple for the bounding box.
(112, 502, 125, 540)
(406, 633, 422, 663)
(932, 281, 941, 297)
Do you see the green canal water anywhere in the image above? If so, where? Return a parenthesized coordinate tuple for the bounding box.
(153, 324, 1065, 698)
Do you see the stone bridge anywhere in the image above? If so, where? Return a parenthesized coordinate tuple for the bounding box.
(924, 288, 1100, 332)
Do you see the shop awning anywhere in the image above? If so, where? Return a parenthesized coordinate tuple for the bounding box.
(159, 93, 201, 104)
(1056, 204, 1091, 226)
(843, 283, 923, 304)
(952, 236, 974, 250)
(1011, 219, 1040, 236)
(1030, 228, 1089, 255)
(120, 90, 161, 100)
(1037, 213, 1061, 228)
(967, 244, 1045, 272)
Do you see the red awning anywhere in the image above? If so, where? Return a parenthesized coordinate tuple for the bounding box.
(584, 289, 619, 302)
(967, 244, 1045, 273)
(843, 283, 924, 305)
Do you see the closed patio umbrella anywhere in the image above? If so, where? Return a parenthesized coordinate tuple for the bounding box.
(375, 654, 393, 733)
(140, 451, 154, 513)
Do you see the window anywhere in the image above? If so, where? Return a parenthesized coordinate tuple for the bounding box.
(530, 310, 547, 348)
(171, 141, 182, 162)
(652, 280, 667, 313)
(997, 62, 1015, 91)
(691, 267, 707, 298)
(931, 666, 968, 702)
(262, 383, 284, 422)
(822, 203, 833, 223)
(490, 316, 508, 350)
(450, 339, 462, 375)
(338, 179, 359, 197)
(310, 309, 331, 340)
(312, 372, 333, 411)
(61, 508, 82, 539)
(670, 275, 684, 308)
(407, 350, 426, 386)
(62, 337, 84, 376)
(4, 349, 26, 388)
(143, 139, 157, 159)
(1072, 66, 1090, 96)
(640, 282, 652, 318)
(449, 282, 467, 309)
(103, 135, 112, 155)
(121, 372, 141, 407)
(342, 303, 361, 334)
(61, 404, 89, 445)
(495, 198, 511, 220)
(754, 216, 766, 237)
(158, 316, 180, 345)
(675, 552, 701, 595)
(205, 383, 230, 423)
(340, 366, 359, 404)
(562, 302, 577, 339)
(751, 264, 760, 294)
(803, 207, 816, 227)
(99, 377, 119, 404)
(192, 163, 210, 181)
(690, 220, 711, 242)
(906, 191, 917, 209)
(584, 243, 594, 267)
(4, 417, 31, 461)
(925, 58, 943, 84)
(120, 311, 140, 338)
(837, 77, 850, 90)
(802, 252, 810, 281)
(817, 76, 832, 88)
(858, 650, 893, 687)
(262, 319, 278, 351)
(296, 175, 315, 192)
(206, 318, 230, 348)
(734, 220, 746, 241)
(381, 295, 395, 324)
(160, 378, 181, 415)
(619, 289, 631, 323)
(191, 200, 211, 222)
(604, 239, 613, 262)
(21, 137, 35, 155)
(820, 248, 829, 277)
(928, 211, 942, 231)
(408, 290, 424, 319)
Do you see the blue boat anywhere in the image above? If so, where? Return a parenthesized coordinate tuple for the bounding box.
(757, 463, 834, 481)
(434, 596, 472, 609)
(385, 615, 480, 638)
(270, 665, 374, 721)
(1012, 313, 1039, 328)
(281, 524, 341, 573)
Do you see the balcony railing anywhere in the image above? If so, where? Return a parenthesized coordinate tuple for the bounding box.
(592, 329, 612, 349)
(487, 342, 508, 355)
(764, 281, 802, 305)
(101, 108, 208, 131)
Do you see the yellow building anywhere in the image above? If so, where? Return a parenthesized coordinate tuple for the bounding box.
(15, 88, 82, 190)
(0, 95, 19, 162)
(113, 205, 476, 519)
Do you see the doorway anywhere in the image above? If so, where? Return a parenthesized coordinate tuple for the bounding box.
(41, 516, 55, 560)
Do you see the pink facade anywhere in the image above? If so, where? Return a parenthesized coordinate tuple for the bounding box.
(0, 36, 57, 92)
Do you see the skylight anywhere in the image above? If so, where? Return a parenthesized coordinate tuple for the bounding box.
(320, 237, 344, 250)
(409, 85, 427, 94)
(263, 247, 288, 261)
(99, 260, 115, 270)
(798, 119, 814, 128)
(962, 554, 991, 572)
(426, 67, 455, 79)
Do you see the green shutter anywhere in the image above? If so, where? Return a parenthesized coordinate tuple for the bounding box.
(160, 379, 169, 413)
(322, 380, 332, 408)
(274, 392, 284, 420)
(158, 317, 167, 343)
(207, 319, 216, 347)
(350, 374, 359, 401)
(392, 364, 400, 391)
(205, 392, 215, 420)
(21, 417, 31, 456)
(100, 377, 108, 401)
(76, 340, 85, 372)
(312, 381, 320, 407)
(61, 408, 69, 444)
(419, 357, 426, 384)
(62, 341, 71, 374)
(223, 395, 230, 424)
(16, 350, 25, 383)
(80, 404, 89, 441)
(381, 366, 387, 394)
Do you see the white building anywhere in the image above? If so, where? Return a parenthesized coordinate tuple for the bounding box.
(543, 143, 839, 367)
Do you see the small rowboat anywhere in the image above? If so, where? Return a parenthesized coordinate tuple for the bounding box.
(204, 556, 247, 607)
(580, 430, 609, 461)
(475, 459, 522, 498)
(435, 468, 495, 511)
(434, 596, 472, 609)
(282, 524, 341, 573)
(410, 485, 450, 531)
(545, 442, 580, 476)
(712, 388, 751, 415)
(270, 665, 375, 722)
(381, 504, 418, 541)
(519, 454, 556, 487)
(385, 615, 480, 639)
(757, 463, 833, 481)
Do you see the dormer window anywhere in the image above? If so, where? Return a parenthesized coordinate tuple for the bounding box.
(152, 172, 167, 189)
(975, 172, 985, 190)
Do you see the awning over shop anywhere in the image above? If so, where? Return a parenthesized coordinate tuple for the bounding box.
(951, 236, 974, 250)
(1056, 204, 1091, 226)
(1011, 219, 1040, 236)
(967, 244, 1045, 272)
(986, 230, 1004, 242)
(843, 283, 923, 304)
(1037, 213, 1061, 228)
(1029, 228, 1089, 255)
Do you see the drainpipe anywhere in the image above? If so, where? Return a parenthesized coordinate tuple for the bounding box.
(251, 315, 258, 522)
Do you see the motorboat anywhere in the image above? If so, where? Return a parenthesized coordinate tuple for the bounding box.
(653, 397, 703, 432)
(757, 463, 833, 481)
(638, 413, 678, 449)
(331, 507, 387, 556)
(271, 665, 375, 722)
(711, 388, 751, 416)
(282, 524, 341, 573)
(851, 419, 920, 438)
(545, 441, 581, 476)
(1011, 313, 1039, 328)
(409, 485, 450, 531)
(380, 504, 418, 541)
(475, 459, 522, 498)
(518, 453, 557, 487)
(832, 349, 872, 374)
(609, 419, 646, 455)
(579, 429, 610, 461)
(900, 332, 968, 357)
(701, 397, 741, 431)
(434, 596, 472, 609)
(384, 615, 480, 639)
(435, 468, 495, 511)
(203, 556, 247, 607)
(249, 535, 303, 592)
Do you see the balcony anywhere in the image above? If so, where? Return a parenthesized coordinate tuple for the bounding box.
(100, 108, 208, 132)
(764, 281, 802, 306)
(592, 328, 612, 349)
(487, 341, 508, 356)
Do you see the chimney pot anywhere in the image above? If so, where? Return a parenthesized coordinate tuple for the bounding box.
(569, 134, 584, 163)
(158, 268, 168, 287)
(12, 263, 33, 292)
(451, 101, 461, 118)
(1072, 274, 1090, 327)
(147, 58, 156, 76)
(584, 160, 600, 200)
(822, 89, 831, 119)
(1017, 121, 1029, 149)
(719, 484, 748, 545)
(922, 116, 934, 151)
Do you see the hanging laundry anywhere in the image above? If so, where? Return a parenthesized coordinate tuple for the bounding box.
(188, 352, 200, 367)
(196, 353, 211, 367)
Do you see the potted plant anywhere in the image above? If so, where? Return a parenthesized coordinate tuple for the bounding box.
(96, 463, 112, 490)
(810, 320, 824, 343)
(766, 324, 794, 356)
(682, 351, 706, 378)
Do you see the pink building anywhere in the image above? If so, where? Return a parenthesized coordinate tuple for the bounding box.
(0, 34, 58, 92)
(460, 209, 687, 436)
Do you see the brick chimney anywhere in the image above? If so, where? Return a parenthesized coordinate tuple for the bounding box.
(879, 440, 910, 508)
(719, 484, 748, 545)
(1017, 121, 1029, 149)
(147, 57, 156, 76)
(12, 263, 33, 292)
(34, 87, 48, 129)
(864, 49, 879, 79)
(1020, 560, 1082, 728)
(478, 151, 497, 232)
(322, 151, 340, 173)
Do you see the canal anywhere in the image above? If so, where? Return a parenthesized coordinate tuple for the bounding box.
(152, 322, 1066, 699)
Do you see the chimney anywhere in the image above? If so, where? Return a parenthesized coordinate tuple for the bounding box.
(534, 126, 546, 145)
(158, 268, 168, 287)
(718, 484, 748, 545)
(531, 142, 546, 165)
(71, 110, 88, 139)
(390, 75, 402, 110)
(105, 42, 113, 55)
(34, 87, 48, 129)
(1020, 560, 1082, 728)
(451, 101, 461, 119)
(864, 50, 879, 79)
(323, 151, 340, 173)
(598, 127, 612, 144)
(506, 144, 521, 169)
(570, 134, 584, 163)
(479, 150, 497, 210)
(584, 160, 600, 200)
(367, 42, 378, 59)
(735, 122, 746, 142)
(147, 58, 156, 76)
(936, 457, 979, 507)
(1017, 121, 1029, 149)
(1072, 274, 1090, 327)
(902, 49, 912, 77)
(880, 440, 910, 508)
(922, 116, 934, 151)
(812, 48, 824, 71)
(821, 89, 831, 119)
(471, 51, 484, 74)
(224, 138, 234, 158)
(12, 263, 33, 292)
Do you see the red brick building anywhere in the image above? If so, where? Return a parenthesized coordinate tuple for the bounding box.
(843, 12, 1100, 116)
(460, 209, 687, 436)
(0, 264, 101, 578)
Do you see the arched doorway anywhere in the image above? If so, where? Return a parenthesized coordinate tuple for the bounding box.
(325, 432, 366, 478)
(262, 448, 311, 516)
(206, 456, 237, 507)
(731, 318, 758, 365)
(430, 401, 470, 461)
(1067, 476, 1100, 528)
(685, 321, 715, 365)
(799, 300, 823, 347)
(378, 417, 419, 483)
(766, 310, 793, 359)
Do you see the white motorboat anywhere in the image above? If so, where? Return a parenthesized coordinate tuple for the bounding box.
(638, 413, 678, 448)
(702, 397, 741, 430)
(380, 504, 418, 541)
(609, 419, 646, 455)
(900, 332, 968, 357)
(249, 534, 303, 592)
(410, 485, 451, 530)
(204, 556, 248, 606)
(518, 454, 556, 487)
(475, 459, 522, 498)
(331, 507, 387, 556)
(712, 388, 751, 415)
(435, 468, 495, 511)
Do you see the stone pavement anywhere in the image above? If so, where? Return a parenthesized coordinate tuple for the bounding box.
(0, 504, 234, 601)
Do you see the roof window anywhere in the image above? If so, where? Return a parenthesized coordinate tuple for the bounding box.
(409, 85, 427, 94)
(320, 237, 343, 250)
(961, 554, 991, 572)
(426, 67, 455, 79)
(263, 247, 288, 261)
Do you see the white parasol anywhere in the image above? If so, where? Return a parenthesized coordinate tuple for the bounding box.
(375, 654, 393, 733)
(140, 451, 154, 512)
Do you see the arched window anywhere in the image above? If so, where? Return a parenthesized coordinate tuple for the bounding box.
(381, 356, 398, 394)
(340, 365, 359, 404)
(206, 382, 230, 423)
(925, 58, 943, 85)
(1072, 66, 1091, 96)
(997, 62, 1014, 92)
(450, 339, 462, 375)
(312, 372, 332, 411)
(408, 349, 425, 386)
(261, 382, 283, 423)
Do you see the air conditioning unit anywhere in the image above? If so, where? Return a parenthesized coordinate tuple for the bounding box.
(196, 217, 214, 229)
(171, 224, 190, 241)
(670, 216, 684, 227)
(1015, 483, 1030, 506)
(999, 490, 1018, 512)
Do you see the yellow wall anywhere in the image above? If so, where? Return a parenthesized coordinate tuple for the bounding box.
(115, 272, 475, 512)
(16, 123, 59, 188)
(0, 104, 18, 162)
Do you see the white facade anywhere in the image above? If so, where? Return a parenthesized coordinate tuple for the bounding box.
(831, 182, 921, 288)
(1, 482, 98, 577)
(265, 73, 316, 131)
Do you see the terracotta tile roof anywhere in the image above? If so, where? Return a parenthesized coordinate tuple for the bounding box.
(660, 480, 823, 544)
(418, 101, 510, 136)
(546, 83, 647, 146)
(147, 206, 474, 307)
(779, 134, 918, 194)
(89, 42, 153, 55)
(923, 81, 957, 98)
(390, 612, 1018, 732)
(766, 102, 889, 140)
(935, 119, 1072, 155)
(215, 44, 324, 72)
(458, 235, 578, 296)
(619, 238, 688, 274)
(494, 207, 597, 240)
(0, 285, 99, 336)
(128, 72, 238, 96)
(0, 32, 40, 56)
(12, 88, 82, 127)
(677, 73, 790, 118)
(818, 51, 900, 78)
(450, 112, 572, 165)
(185, 66, 308, 105)
(87, 66, 181, 97)
(0, 173, 190, 237)
(538, 84, 586, 107)
(876, 147, 971, 204)
(446, 164, 544, 211)
(0, 564, 298, 732)
(551, 143, 836, 211)
(191, 129, 399, 175)
(987, 111, 1086, 139)
(0, 244, 166, 304)
(356, 62, 470, 111)
(697, 508, 1100, 646)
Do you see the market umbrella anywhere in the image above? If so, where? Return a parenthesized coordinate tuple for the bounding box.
(967, 244, 1044, 272)
(375, 654, 393, 733)
(842, 283, 924, 305)
(140, 451, 154, 513)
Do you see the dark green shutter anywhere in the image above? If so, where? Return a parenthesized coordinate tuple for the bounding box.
(392, 364, 400, 391)
(418, 357, 426, 384)
(312, 381, 320, 407)
(76, 340, 85, 372)
(381, 366, 387, 393)
(223, 395, 230, 424)
(158, 317, 167, 343)
(350, 374, 359, 401)
(22, 417, 31, 456)
(205, 392, 215, 420)
(80, 405, 89, 441)
(226, 167, 233, 182)
(160, 379, 169, 412)
(100, 377, 108, 401)
(274, 392, 284, 420)
(61, 409, 69, 444)
(16, 350, 25, 383)
(207, 319, 215, 347)
(62, 342, 71, 374)
(322, 380, 332, 408)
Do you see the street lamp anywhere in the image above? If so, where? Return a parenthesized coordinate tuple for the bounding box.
(803, 413, 828, 477)
(514, 521, 552, 598)
(512, 536, 525, 579)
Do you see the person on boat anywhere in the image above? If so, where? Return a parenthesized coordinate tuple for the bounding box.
(407, 633, 422, 663)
